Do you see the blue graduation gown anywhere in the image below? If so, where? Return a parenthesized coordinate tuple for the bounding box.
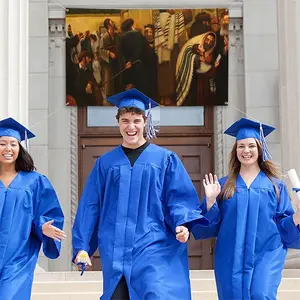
(191, 171, 300, 300)
(0, 171, 64, 300)
(72, 144, 207, 300)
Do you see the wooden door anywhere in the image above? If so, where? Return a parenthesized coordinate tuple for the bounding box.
(77, 107, 215, 270)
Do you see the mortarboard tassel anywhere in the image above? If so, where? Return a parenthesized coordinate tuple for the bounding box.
(78, 262, 87, 276)
(146, 101, 159, 139)
(259, 123, 272, 161)
(25, 129, 28, 151)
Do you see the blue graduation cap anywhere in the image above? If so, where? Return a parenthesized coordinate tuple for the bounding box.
(224, 117, 275, 161)
(0, 117, 35, 149)
(107, 88, 159, 111)
(107, 88, 160, 139)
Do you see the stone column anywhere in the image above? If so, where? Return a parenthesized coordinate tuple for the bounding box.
(19, 0, 30, 126)
(0, 0, 29, 126)
(1, 0, 44, 271)
(278, 0, 300, 268)
(278, 0, 300, 176)
(0, 0, 9, 118)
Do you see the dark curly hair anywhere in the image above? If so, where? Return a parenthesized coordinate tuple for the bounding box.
(121, 18, 134, 33)
(116, 106, 146, 121)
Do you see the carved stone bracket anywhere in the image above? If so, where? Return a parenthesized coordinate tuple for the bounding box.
(214, 106, 225, 178)
(70, 107, 78, 270)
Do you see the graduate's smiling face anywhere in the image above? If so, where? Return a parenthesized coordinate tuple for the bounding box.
(236, 138, 259, 166)
(0, 136, 20, 165)
(118, 112, 146, 148)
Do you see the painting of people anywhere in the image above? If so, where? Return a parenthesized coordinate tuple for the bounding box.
(65, 8, 229, 106)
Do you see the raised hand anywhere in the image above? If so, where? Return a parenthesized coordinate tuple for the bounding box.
(42, 220, 66, 242)
(175, 226, 189, 243)
(203, 173, 221, 209)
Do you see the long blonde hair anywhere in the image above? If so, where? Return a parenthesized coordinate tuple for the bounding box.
(219, 139, 281, 200)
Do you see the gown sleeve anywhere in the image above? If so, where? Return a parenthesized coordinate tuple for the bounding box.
(162, 152, 208, 234)
(32, 175, 64, 259)
(189, 198, 221, 240)
(72, 158, 103, 261)
(275, 182, 300, 249)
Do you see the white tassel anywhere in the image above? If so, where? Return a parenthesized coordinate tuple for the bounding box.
(146, 101, 160, 139)
(25, 130, 28, 151)
(259, 123, 272, 161)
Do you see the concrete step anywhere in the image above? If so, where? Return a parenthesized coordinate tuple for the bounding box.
(32, 278, 300, 293)
(30, 290, 300, 300)
(31, 270, 300, 300)
(192, 291, 300, 300)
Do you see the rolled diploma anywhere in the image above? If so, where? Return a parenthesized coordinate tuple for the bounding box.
(78, 251, 88, 264)
(287, 169, 300, 201)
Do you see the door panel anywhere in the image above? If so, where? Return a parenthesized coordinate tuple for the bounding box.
(157, 141, 214, 269)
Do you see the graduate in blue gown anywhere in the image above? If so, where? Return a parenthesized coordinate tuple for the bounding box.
(191, 118, 300, 300)
(0, 117, 65, 300)
(72, 88, 208, 300)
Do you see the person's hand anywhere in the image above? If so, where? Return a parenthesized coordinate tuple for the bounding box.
(203, 173, 221, 209)
(214, 60, 220, 68)
(125, 61, 132, 69)
(85, 83, 92, 94)
(200, 55, 206, 63)
(109, 52, 116, 59)
(125, 83, 134, 90)
(75, 250, 92, 271)
(175, 226, 189, 243)
(293, 201, 300, 226)
(42, 220, 66, 242)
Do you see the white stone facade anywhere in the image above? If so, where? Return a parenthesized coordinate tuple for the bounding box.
(0, 0, 299, 271)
